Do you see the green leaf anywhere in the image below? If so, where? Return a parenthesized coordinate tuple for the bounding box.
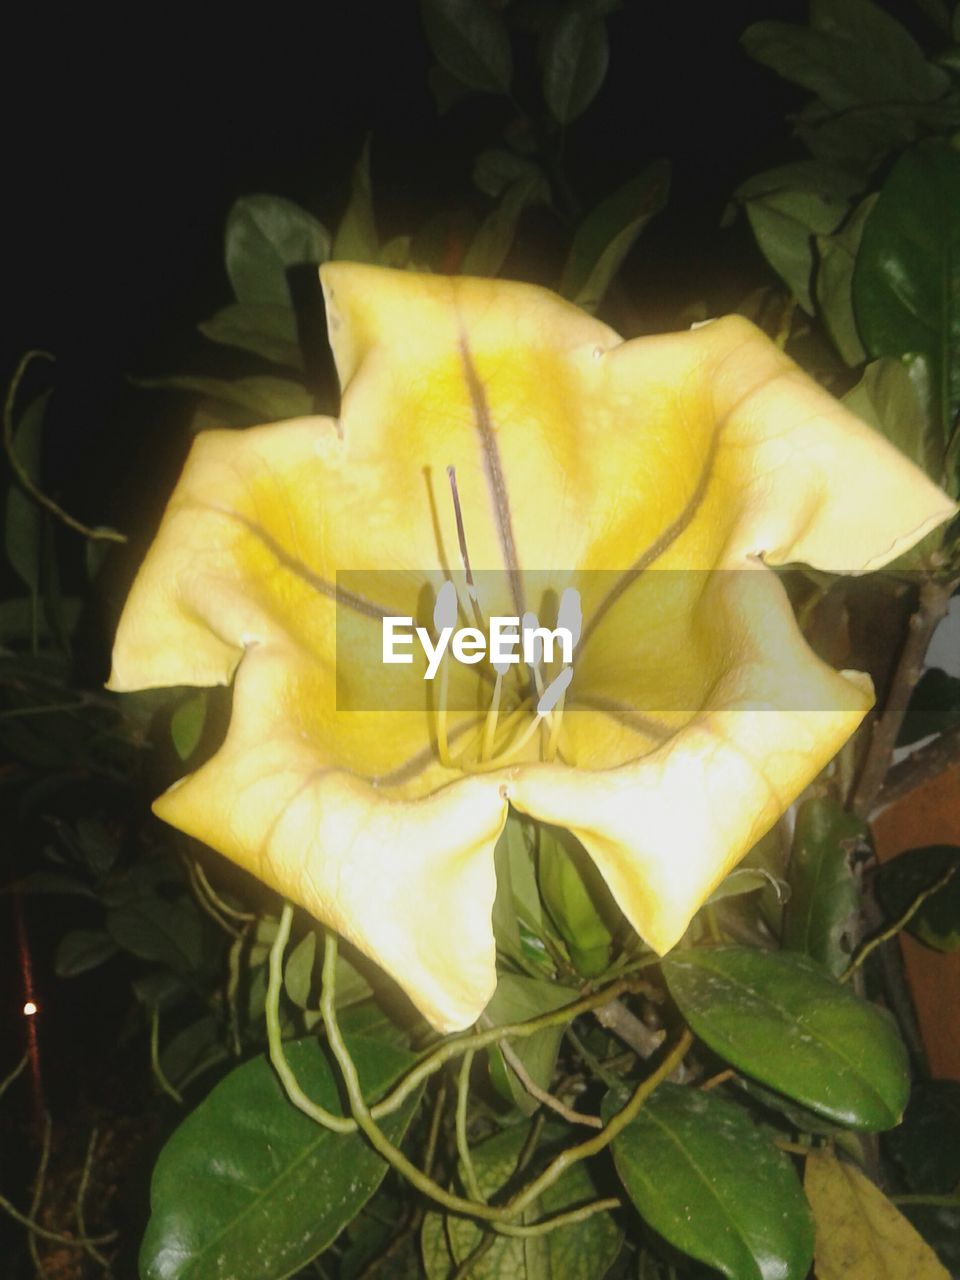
(816, 193, 876, 364)
(607, 1083, 814, 1280)
(473, 149, 545, 199)
(225, 195, 330, 308)
(886, 1080, 960, 1194)
(843, 354, 941, 479)
(805, 1149, 951, 1280)
(484, 972, 577, 1115)
(422, 1122, 622, 1279)
(284, 930, 316, 1008)
(11, 870, 96, 899)
(742, 183, 853, 313)
(560, 161, 671, 312)
(379, 235, 413, 269)
(874, 845, 960, 952)
(140, 1036, 421, 1280)
(540, 0, 611, 124)
(159, 1014, 229, 1089)
(54, 929, 120, 977)
(107, 895, 204, 977)
(742, 13, 947, 110)
(461, 169, 549, 277)
(134, 374, 311, 422)
(4, 391, 50, 596)
(853, 141, 960, 444)
(282, 929, 373, 1011)
(427, 62, 477, 115)
(420, 0, 512, 95)
(332, 139, 379, 264)
(538, 827, 615, 977)
(492, 814, 549, 975)
(0, 597, 83, 644)
(810, 0, 950, 102)
(662, 947, 909, 1130)
(706, 866, 789, 905)
(782, 796, 864, 977)
(170, 691, 207, 762)
(198, 303, 303, 371)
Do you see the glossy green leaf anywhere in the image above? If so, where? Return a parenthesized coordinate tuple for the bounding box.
(662, 947, 909, 1129)
(874, 845, 960, 952)
(540, 0, 611, 124)
(816, 193, 876, 364)
(4, 391, 50, 596)
(484, 972, 577, 1115)
(170, 692, 207, 762)
(783, 796, 864, 976)
(420, 0, 512, 95)
(422, 1122, 622, 1279)
(332, 139, 379, 264)
(607, 1083, 814, 1280)
(140, 1036, 421, 1280)
(54, 928, 120, 977)
(843, 354, 941, 480)
(560, 161, 671, 312)
(854, 141, 960, 443)
(462, 170, 549, 277)
(135, 375, 311, 422)
(225, 194, 330, 309)
(886, 1080, 960, 1194)
(198, 304, 303, 371)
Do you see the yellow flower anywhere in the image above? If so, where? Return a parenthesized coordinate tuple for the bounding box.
(109, 264, 955, 1033)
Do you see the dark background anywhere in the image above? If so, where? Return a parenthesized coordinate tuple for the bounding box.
(2, 1, 814, 544)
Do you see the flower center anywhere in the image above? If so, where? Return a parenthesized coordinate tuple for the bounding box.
(433, 470, 580, 773)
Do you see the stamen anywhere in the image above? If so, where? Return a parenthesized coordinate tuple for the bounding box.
(540, 666, 573, 763)
(446, 465, 485, 632)
(468, 709, 546, 773)
(433, 580, 458, 768)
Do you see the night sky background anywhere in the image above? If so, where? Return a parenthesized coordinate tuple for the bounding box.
(1, 0, 941, 1265)
(3, 0, 816, 547)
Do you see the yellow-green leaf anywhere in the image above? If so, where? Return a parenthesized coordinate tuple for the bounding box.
(804, 1149, 950, 1279)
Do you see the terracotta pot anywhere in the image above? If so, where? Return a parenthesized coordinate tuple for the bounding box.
(872, 763, 960, 1081)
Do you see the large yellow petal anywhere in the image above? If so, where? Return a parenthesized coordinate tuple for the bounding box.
(507, 568, 873, 951)
(154, 641, 508, 1032)
(109, 263, 957, 1031)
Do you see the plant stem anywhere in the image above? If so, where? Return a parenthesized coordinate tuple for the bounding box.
(840, 865, 957, 983)
(320, 927, 691, 1233)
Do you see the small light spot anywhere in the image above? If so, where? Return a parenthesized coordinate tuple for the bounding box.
(23, 1000, 37, 1017)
